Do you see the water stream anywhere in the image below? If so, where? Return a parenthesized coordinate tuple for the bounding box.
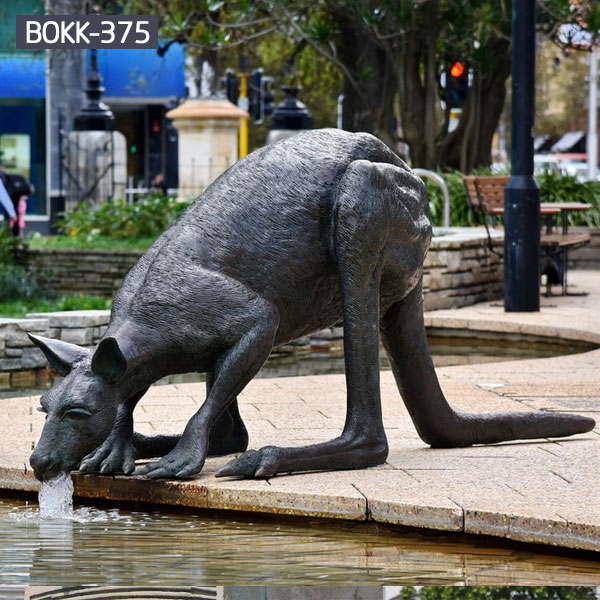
(38, 473, 73, 520)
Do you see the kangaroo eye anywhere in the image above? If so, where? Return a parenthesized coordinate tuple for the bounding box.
(65, 407, 93, 419)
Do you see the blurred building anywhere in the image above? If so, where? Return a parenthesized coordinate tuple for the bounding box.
(0, 2, 185, 234)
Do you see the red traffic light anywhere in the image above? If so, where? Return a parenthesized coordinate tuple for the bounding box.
(450, 62, 465, 78)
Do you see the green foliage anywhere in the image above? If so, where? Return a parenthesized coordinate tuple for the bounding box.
(426, 171, 600, 228)
(396, 586, 597, 600)
(0, 224, 28, 265)
(305, 11, 338, 44)
(426, 172, 475, 227)
(425, 168, 499, 227)
(58, 194, 190, 240)
(0, 294, 112, 318)
(0, 263, 53, 304)
(537, 171, 600, 227)
(0, 224, 55, 308)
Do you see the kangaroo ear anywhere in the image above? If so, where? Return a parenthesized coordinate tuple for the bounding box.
(28, 334, 90, 376)
(91, 337, 127, 384)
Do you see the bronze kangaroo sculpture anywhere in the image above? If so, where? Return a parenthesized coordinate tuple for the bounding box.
(29, 129, 595, 481)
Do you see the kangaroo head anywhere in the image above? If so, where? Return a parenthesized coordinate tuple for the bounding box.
(29, 335, 129, 481)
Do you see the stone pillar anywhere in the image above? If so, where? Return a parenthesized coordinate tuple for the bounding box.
(166, 98, 248, 200)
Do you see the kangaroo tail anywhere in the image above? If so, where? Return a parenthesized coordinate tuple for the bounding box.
(381, 284, 596, 448)
(428, 410, 595, 448)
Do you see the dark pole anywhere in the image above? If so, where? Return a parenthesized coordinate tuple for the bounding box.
(504, 0, 540, 312)
(58, 112, 63, 198)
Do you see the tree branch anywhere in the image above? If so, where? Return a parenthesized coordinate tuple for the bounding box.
(185, 25, 279, 51)
(205, 14, 276, 29)
(278, 7, 367, 103)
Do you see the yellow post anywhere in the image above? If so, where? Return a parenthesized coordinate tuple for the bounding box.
(238, 72, 249, 158)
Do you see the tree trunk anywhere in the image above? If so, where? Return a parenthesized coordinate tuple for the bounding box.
(438, 36, 511, 171)
(395, 0, 440, 169)
(331, 8, 398, 149)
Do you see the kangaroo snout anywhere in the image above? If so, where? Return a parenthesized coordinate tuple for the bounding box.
(30, 447, 62, 481)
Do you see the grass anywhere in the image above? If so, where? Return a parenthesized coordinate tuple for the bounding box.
(0, 295, 112, 318)
(28, 234, 156, 252)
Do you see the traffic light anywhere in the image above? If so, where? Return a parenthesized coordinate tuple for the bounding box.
(445, 62, 468, 109)
(220, 69, 239, 106)
(248, 69, 263, 123)
(248, 68, 275, 124)
(262, 76, 275, 119)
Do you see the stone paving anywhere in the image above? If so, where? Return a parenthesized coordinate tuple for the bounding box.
(1, 271, 599, 552)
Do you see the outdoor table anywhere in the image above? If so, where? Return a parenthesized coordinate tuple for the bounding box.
(540, 202, 593, 234)
(467, 175, 593, 296)
(539, 202, 593, 295)
(483, 202, 592, 295)
(487, 205, 560, 216)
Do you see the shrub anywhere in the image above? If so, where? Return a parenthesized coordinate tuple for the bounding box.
(59, 193, 190, 240)
(0, 223, 52, 305)
(0, 263, 54, 303)
(425, 168, 498, 227)
(0, 223, 27, 265)
(426, 172, 475, 227)
(536, 171, 600, 227)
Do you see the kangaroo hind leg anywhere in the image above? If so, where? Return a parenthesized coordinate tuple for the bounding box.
(217, 160, 403, 478)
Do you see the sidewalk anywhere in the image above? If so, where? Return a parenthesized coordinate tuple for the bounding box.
(1, 271, 599, 552)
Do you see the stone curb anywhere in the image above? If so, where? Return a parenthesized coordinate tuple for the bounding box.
(3, 466, 599, 552)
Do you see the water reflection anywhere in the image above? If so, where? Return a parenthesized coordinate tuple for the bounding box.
(1, 497, 600, 589)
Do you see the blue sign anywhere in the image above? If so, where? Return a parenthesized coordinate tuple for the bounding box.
(0, 56, 46, 98)
(93, 45, 186, 98)
(0, 45, 186, 100)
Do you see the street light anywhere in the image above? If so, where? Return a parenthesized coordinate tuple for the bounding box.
(504, 0, 540, 312)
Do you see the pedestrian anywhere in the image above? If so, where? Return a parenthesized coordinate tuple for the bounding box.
(0, 169, 17, 229)
(151, 172, 167, 196)
(0, 169, 33, 237)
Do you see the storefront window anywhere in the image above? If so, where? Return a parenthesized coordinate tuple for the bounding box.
(0, 134, 31, 180)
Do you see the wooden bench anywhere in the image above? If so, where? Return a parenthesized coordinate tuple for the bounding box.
(465, 175, 591, 295)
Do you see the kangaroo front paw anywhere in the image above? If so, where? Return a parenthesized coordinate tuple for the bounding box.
(134, 447, 206, 479)
(79, 437, 136, 475)
(215, 447, 281, 479)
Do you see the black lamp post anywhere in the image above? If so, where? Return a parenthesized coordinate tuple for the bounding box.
(267, 87, 313, 144)
(504, 0, 540, 312)
(73, 49, 114, 132)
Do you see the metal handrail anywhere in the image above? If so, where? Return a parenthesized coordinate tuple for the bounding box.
(413, 168, 450, 227)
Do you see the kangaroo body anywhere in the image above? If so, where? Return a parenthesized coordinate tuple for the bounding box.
(30, 129, 595, 481)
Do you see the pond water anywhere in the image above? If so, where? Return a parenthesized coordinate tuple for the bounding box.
(1, 496, 600, 592)
(1, 331, 594, 400)
(255, 332, 595, 379)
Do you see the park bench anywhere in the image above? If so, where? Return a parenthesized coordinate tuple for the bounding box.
(463, 175, 591, 295)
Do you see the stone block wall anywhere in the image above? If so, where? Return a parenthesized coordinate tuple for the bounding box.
(18, 227, 597, 302)
(423, 228, 503, 311)
(568, 227, 600, 270)
(21, 230, 505, 309)
(0, 311, 109, 390)
(19, 248, 142, 297)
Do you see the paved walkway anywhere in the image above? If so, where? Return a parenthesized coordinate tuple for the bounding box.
(1, 271, 599, 552)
